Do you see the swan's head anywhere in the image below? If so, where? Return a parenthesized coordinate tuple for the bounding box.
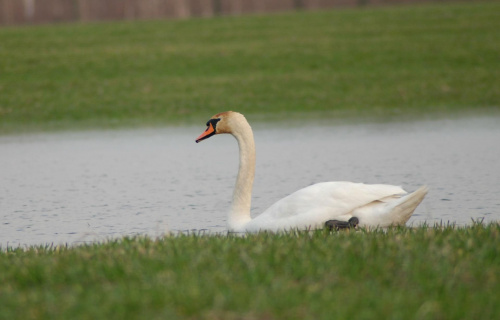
(195, 111, 244, 143)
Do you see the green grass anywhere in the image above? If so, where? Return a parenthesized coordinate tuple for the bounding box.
(1, 3, 499, 318)
(0, 1, 499, 133)
(0, 224, 498, 319)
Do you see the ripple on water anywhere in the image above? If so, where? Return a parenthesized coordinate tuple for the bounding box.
(1, 116, 499, 247)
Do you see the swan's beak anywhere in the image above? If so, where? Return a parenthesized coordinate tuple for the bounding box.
(196, 123, 215, 143)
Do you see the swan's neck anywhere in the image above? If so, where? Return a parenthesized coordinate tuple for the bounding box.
(228, 120, 255, 231)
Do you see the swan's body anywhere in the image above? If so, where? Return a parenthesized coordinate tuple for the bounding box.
(196, 111, 428, 233)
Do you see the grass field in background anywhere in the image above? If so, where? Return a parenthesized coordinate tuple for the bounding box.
(0, 1, 499, 133)
(1, 2, 499, 319)
(1, 224, 498, 319)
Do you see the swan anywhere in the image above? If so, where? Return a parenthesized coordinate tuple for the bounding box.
(196, 111, 428, 232)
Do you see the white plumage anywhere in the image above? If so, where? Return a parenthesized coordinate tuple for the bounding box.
(196, 111, 428, 233)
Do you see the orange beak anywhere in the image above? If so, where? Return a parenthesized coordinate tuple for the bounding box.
(196, 123, 215, 143)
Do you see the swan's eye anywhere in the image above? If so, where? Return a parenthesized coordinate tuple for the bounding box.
(206, 118, 221, 129)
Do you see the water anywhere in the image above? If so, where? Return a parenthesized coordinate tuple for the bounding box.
(1, 115, 499, 247)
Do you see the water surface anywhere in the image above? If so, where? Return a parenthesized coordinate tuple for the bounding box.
(1, 116, 499, 247)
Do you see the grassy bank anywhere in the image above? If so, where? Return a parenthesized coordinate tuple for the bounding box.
(0, 224, 498, 319)
(0, 2, 499, 133)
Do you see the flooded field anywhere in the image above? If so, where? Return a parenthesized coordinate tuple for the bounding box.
(1, 115, 499, 247)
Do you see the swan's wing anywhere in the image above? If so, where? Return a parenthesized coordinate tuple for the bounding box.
(248, 182, 406, 231)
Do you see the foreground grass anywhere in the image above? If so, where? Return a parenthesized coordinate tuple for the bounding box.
(0, 2, 499, 133)
(0, 224, 498, 319)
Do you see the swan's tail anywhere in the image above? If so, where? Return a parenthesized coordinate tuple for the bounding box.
(389, 186, 428, 226)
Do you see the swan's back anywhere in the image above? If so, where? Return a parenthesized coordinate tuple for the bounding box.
(244, 182, 410, 232)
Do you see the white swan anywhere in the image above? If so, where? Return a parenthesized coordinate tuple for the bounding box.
(196, 111, 428, 232)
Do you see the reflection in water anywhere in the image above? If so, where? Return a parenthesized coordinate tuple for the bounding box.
(1, 116, 499, 247)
